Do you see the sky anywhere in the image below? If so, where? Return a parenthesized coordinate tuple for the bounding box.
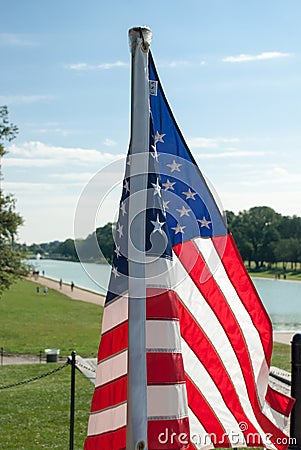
(1, 0, 301, 244)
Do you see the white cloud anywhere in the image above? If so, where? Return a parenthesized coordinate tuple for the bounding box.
(0, 95, 54, 105)
(3, 181, 69, 191)
(65, 61, 128, 71)
(50, 172, 97, 182)
(241, 166, 301, 185)
(222, 51, 291, 63)
(157, 59, 207, 69)
(158, 60, 194, 68)
(0, 33, 36, 47)
(195, 150, 273, 159)
(187, 136, 240, 149)
(103, 138, 117, 147)
(7, 141, 124, 165)
(36, 127, 73, 136)
(3, 158, 59, 168)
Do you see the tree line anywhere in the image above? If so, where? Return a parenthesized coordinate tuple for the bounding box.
(226, 206, 301, 270)
(27, 206, 301, 271)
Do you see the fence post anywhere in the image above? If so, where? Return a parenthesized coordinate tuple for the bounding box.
(290, 334, 301, 449)
(1, 347, 3, 366)
(69, 351, 76, 450)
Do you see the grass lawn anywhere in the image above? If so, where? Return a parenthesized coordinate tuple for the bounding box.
(0, 343, 291, 450)
(271, 341, 291, 372)
(0, 278, 292, 449)
(0, 363, 94, 450)
(0, 278, 102, 449)
(0, 278, 103, 356)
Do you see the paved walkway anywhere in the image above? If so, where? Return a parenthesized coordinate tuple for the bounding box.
(273, 331, 296, 345)
(27, 275, 105, 307)
(28, 276, 297, 345)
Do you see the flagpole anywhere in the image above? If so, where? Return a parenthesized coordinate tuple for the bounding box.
(127, 26, 152, 450)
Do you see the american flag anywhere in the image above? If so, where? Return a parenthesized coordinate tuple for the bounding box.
(84, 49, 294, 450)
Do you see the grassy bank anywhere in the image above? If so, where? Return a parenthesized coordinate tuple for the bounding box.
(247, 265, 301, 281)
(0, 278, 103, 356)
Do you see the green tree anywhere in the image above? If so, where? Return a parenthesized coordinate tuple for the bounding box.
(96, 222, 115, 264)
(273, 238, 301, 270)
(229, 206, 281, 268)
(0, 106, 27, 294)
(56, 238, 78, 260)
(74, 223, 115, 263)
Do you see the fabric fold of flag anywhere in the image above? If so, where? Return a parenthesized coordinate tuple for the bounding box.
(84, 47, 294, 450)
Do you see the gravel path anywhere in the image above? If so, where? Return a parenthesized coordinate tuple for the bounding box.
(27, 275, 105, 307)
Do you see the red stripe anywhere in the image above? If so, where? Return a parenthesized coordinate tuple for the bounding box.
(174, 240, 290, 447)
(84, 426, 126, 450)
(174, 240, 259, 405)
(147, 352, 185, 384)
(90, 376, 127, 412)
(212, 234, 273, 362)
(177, 298, 260, 443)
(266, 385, 295, 417)
(146, 288, 180, 319)
(185, 376, 231, 448)
(98, 321, 128, 362)
(148, 417, 191, 449)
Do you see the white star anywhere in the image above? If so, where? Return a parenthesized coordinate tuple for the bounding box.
(172, 223, 186, 234)
(182, 188, 197, 200)
(151, 214, 165, 234)
(163, 200, 170, 210)
(150, 145, 159, 161)
(123, 179, 129, 193)
(114, 245, 121, 258)
(162, 179, 176, 191)
(176, 206, 191, 217)
(151, 178, 162, 197)
(166, 159, 182, 173)
(120, 201, 127, 216)
(197, 216, 212, 229)
(112, 266, 120, 278)
(117, 223, 123, 238)
(154, 131, 165, 144)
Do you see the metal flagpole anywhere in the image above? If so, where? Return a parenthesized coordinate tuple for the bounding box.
(127, 26, 152, 450)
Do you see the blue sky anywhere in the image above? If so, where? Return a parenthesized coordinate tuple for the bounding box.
(1, 0, 301, 244)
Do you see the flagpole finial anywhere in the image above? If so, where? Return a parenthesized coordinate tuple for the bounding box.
(129, 26, 152, 53)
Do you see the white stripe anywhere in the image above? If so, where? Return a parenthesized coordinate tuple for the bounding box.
(87, 402, 126, 436)
(146, 320, 181, 352)
(182, 339, 246, 445)
(95, 350, 127, 387)
(172, 251, 274, 447)
(145, 256, 176, 289)
(263, 400, 290, 436)
(188, 407, 214, 450)
(147, 384, 188, 419)
(195, 237, 269, 403)
(101, 295, 128, 334)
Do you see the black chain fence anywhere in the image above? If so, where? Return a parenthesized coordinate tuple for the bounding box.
(0, 360, 69, 390)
